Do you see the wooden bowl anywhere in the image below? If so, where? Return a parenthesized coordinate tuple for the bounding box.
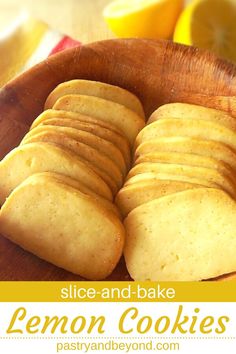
(1, 38, 236, 281)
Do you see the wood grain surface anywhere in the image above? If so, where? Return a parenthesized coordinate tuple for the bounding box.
(1, 38, 236, 280)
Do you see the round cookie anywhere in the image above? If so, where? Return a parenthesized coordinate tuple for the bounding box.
(148, 103, 236, 132)
(124, 188, 236, 281)
(116, 180, 204, 218)
(127, 162, 236, 199)
(0, 174, 125, 280)
(45, 79, 145, 118)
(53, 94, 145, 145)
(0, 142, 113, 205)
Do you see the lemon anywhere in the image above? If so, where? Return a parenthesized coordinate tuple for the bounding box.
(103, 0, 184, 39)
(174, 0, 236, 62)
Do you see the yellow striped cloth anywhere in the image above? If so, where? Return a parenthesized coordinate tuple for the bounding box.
(0, 13, 80, 87)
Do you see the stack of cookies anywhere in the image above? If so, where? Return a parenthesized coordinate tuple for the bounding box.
(116, 103, 236, 281)
(1, 87, 236, 282)
(0, 80, 145, 280)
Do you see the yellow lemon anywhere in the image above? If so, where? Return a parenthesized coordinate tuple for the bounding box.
(174, 0, 236, 62)
(103, 0, 184, 39)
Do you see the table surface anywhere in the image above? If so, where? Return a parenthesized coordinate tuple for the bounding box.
(0, 0, 190, 43)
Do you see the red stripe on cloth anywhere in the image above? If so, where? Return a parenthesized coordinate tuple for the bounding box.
(49, 35, 81, 56)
